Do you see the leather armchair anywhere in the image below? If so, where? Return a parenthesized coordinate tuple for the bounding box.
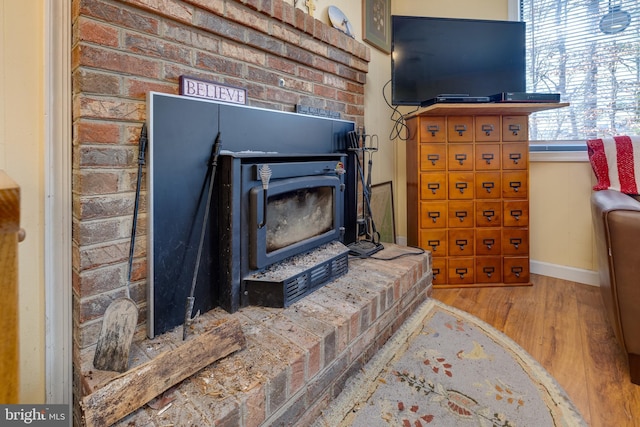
(591, 189, 640, 385)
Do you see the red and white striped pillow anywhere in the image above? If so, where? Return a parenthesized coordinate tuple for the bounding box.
(587, 136, 640, 195)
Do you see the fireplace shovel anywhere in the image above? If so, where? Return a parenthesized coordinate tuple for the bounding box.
(93, 123, 147, 372)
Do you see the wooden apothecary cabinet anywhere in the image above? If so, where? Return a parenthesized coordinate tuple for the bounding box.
(406, 103, 568, 288)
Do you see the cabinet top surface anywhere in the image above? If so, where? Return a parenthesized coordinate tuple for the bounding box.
(407, 102, 569, 118)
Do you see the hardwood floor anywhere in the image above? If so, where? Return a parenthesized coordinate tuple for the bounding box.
(432, 274, 640, 427)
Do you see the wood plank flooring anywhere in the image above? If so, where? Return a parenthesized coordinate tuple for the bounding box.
(433, 274, 640, 427)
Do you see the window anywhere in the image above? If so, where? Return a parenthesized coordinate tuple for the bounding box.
(518, 0, 639, 141)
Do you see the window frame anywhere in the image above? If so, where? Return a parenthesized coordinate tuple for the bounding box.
(508, 0, 638, 160)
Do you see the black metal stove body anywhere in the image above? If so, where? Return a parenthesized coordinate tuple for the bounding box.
(218, 152, 348, 311)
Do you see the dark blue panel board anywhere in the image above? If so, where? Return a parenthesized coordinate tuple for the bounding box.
(147, 93, 356, 337)
(147, 93, 221, 338)
(218, 102, 346, 154)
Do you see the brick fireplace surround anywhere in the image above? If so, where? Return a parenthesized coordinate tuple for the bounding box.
(72, 0, 433, 425)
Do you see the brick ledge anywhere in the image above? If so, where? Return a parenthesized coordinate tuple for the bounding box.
(79, 244, 432, 426)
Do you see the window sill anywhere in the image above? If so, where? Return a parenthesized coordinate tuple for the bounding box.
(529, 144, 588, 162)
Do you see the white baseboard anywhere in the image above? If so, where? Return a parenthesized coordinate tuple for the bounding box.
(530, 260, 600, 287)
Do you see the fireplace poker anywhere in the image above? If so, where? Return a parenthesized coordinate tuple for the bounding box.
(183, 131, 221, 340)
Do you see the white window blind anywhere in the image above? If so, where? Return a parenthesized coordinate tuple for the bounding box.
(520, 0, 639, 141)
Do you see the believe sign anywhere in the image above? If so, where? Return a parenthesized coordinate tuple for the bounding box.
(179, 76, 247, 105)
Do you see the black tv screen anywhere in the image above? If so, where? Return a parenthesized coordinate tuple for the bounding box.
(391, 16, 526, 106)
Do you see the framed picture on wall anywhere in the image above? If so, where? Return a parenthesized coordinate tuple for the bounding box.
(363, 0, 391, 53)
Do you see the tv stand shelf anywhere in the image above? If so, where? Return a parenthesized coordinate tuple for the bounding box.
(409, 102, 569, 117)
(405, 103, 568, 289)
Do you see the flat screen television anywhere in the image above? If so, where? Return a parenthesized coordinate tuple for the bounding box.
(391, 16, 526, 106)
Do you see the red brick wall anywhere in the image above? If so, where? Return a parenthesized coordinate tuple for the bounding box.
(71, 0, 369, 353)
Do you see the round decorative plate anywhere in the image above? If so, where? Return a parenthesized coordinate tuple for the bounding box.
(328, 6, 354, 38)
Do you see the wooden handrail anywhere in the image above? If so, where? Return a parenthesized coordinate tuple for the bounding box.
(0, 170, 20, 403)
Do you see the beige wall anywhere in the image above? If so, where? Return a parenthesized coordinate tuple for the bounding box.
(530, 160, 596, 271)
(0, 0, 46, 402)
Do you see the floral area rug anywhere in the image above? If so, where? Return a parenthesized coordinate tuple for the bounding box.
(314, 299, 586, 427)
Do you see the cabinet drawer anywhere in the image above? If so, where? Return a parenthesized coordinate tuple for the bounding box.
(447, 116, 474, 142)
(420, 230, 447, 257)
(476, 256, 502, 284)
(448, 144, 474, 171)
(503, 229, 529, 255)
(475, 144, 501, 170)
(448, 172, 474, 200)
(502, 171, 527, 198)
(502, 143, 528, 170)
(420, 144, 447, 171)
(502, 116, 528, 141)
(475, 228, 502, 255)
(420, 201, 447, 229)
(420, 173, 447, 200)
(476, 201, 502, 227)
(432, 258, 447, 286)
(503, 201, 529, 227)
(448, 229, 474, 256)
(503, 257, 530, 283)
(448, 201, 474, 228)
(420, 117, 446, 142)
(475, 116, 501, 142)
(448, 257, 475, 285)
(475, 172, 502, 199)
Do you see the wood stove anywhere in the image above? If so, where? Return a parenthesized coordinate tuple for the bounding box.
(217, 152, 350, 312)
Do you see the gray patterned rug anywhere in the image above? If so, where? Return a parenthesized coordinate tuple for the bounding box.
(314, 299, 586, 427)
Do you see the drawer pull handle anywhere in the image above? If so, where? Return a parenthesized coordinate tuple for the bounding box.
(481, 124, 494, 136)
(427, 240, 440, 251)
(482, 210, 495, 221)
(427, 154, 440, 165)
(433, 268, 440, 279)
(427, 183, 440, 194)
(508, 124, 521, 135)
(455, 182, 468, 193)
(483, 238, 495, 249)
(509, 153, 522, 164)
(510, 209, 522, 220)
(427, 125, 440, 136)
(455, 239, 468, 250)
(455, 153, 467, 165)
(509, 181, 521, 192)
(455, 268, 468, 279)
(483, 266, 495, 278)
(428, 211, 440, 223)
(482, 153, 494, 164)
(454, 124, 467, 136)
(511, 266, 523, 278)
(510, 238, 522, 249)
(482, 182, 495, 193)
(455, 211, 467, 222)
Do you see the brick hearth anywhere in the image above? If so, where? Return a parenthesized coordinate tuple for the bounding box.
(79, 245, 432, 426)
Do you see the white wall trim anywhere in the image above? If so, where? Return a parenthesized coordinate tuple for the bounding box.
(530, 150, 589, 162)
(507, 0, 520, 21)
(530, 260, 599, 287)
(44, 0, 72, 404)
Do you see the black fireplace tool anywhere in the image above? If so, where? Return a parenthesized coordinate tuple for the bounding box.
(346, 127, 384, 257)
(183, 132, 221, 340)
(93, 123, 147, 372)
